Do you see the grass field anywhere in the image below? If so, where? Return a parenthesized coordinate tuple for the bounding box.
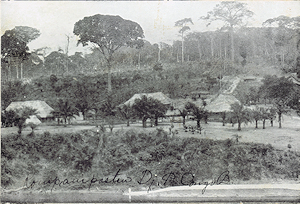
(2, 113, 300, 152)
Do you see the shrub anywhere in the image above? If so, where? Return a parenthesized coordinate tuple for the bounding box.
(2, 128, 300, 190)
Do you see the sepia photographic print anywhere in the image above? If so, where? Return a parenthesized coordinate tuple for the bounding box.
(1, 0, 300, 203)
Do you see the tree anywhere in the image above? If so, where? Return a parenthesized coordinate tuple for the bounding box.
(1, 80, 26, 109)
(150, 99, 168, 126)
(268, 107, 277, 127)
(1, 110, 18, 127)
(153, 62, 163, 72)
(14, 107, 38, 135)
(117, 104, 134, 126)
(260, 76, 295, 128)
(69, 52, 87, 73)
(260, 107, 270, 129)
(228, 102, 252, 131)
(1, 26, 40, 79)
(251, 107, 262, 128)
(263, 16, 300, 30)
(201, 2, 253, 62)
(239, 39, 249, 66)
(263, 16, 300, 72)
(100, 94, 116, 117)
(221, 111, 226, 126)
(177, 108, 188, 126)
(73, 14, 144, 92)
(132, 95, 167, 128)
(185, 102, 207, 130)
(52, 99, 78, 125)
(44, 51, 68, 75)
(175, 18, 193, 63)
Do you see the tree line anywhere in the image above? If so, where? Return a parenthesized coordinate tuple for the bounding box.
(2, 2, 300, 90)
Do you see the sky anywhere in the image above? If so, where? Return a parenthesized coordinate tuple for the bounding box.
(2, 1, 300, 55)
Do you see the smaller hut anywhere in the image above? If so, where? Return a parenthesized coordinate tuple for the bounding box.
(206, 94, 240, 121)
(25, 115, 42, 125)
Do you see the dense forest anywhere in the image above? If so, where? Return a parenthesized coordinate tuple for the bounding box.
(2, 25, 300, 81)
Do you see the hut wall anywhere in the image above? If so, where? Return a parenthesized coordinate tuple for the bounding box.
(208, 112, 223, 122)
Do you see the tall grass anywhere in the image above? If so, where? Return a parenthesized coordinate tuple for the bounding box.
(2, 128, 300, 190)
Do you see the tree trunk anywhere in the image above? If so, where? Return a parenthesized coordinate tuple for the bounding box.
(8, 62, 11, 80)
(158, 48, 161, 62)
(224, 42, 227, 59)
(182, 116, 185, 125)
(271, 119, 273, 127)
(278, 112, 282, 128)
(107, 62, 112, 93)
(142, 117, 147, 128)
(263, 119, 266, 129)
(197, 119, 200, 129)
(127, 119, 130, 127)
(155, 117, 158, 126)
(138, 52, 141, 69)
(82, 111, 86, 120)
(255, 120, 258, 128)
(16, 64, 19, 79)
(219, 38, 222, 58)
(281, 50, 284, 67)
(66, 60, 69, 74)
(210, 35, 214, 58)
(230, 26, 234, 63)
(181, 32, 184, 63)
(20, 63, 23, 79)
(238, 122, 241, 131)
(197, 40, 201, 61)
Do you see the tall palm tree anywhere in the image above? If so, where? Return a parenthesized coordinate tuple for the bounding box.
(185, 102, 207, 129)
(52, 99, 78, 125)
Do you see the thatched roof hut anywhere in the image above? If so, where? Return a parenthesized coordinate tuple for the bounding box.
(123, 92, 172, 106)
(206, 94, 240, 113)
(6, 100, 54, 119)
(25, 115, 42, 125)
(172, 98, 205, 110)
(165, 109, 181, 117)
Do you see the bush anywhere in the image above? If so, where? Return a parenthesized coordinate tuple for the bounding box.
(2, 129, 300, 190)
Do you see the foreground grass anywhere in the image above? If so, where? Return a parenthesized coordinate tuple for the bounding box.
(2, 128, 300, 192)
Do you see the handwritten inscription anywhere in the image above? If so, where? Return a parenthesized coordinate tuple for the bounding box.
(24, 169, 230, 194)
(137, 170, 230, 193)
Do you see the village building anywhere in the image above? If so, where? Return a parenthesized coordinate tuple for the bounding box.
(205, 94, 240, 121)
(123, 92, 172, 106)
(25, 115, 42, 126)
(5, 100, 54, 122)
(166, 98, 206, 122)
